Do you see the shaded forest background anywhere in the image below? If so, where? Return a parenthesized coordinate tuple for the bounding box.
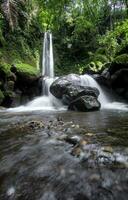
(0, 0, 128, 75)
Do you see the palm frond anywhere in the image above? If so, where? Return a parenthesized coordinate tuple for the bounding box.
(1, 0, 26, 31)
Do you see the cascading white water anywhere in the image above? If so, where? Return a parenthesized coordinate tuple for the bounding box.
(42, 32, 54, 79)
(42, 32, 54, 97)
(80, 74, 109, 107)
(26, 31, 63, 110)
(7, 32, 64, 112)
(80, 74, 128, 110)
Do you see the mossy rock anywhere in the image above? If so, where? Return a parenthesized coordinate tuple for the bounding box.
(0, 90, 4, 104)
(12, 63, 39, 76)
(4, 90, 16, 98)
(0, 62, 11, 76)
(6, 81, 15, 91)
(10, 63, 40, 86)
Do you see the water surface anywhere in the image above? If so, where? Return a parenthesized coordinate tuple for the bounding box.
(0, 109, 128, 200)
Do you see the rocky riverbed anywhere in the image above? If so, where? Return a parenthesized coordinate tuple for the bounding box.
(0, 109, 128, 200)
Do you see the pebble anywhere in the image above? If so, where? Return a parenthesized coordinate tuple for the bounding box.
(102, 146, 113, 153)
(89, 174, 100, 182)
(71, 147, 82, 157)
(65, 135, 81, 145)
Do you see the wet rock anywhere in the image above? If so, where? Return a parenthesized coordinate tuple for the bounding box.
(7, 72, 17, 82)
(68, 95, 101, 112)
(6, 81, 15, 91)
(50, 73, 101, 112)
(65, 135, 81, 145)
(110, 68, 128, 100)
(79, 139, 88, 146)
(57, 134, 68, 141)
(62, 85, 99, 105)
(71, 146, 83, 157)
(89, 174, 101, 182)
(64, 128, 73, 134)
(51, 81, 99, 104)
(99, 56, 128, 101)
(27, 121, 44, 129)
(102, 146, 113, 153)
(93, 73, 111, 87)
(2, 91, 16, 107)
(71, 124, 79, 128)
(50, 74, 81, 98)
(85, 132, 95, 137)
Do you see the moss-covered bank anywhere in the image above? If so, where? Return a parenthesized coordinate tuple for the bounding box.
(0, 62, 41, 108)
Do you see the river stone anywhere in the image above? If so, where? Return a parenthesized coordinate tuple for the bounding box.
(62, 85, 99, 105)
(50, 74, 81, 98)
(6, 81, 15, 91)
(68, 95, 101, 112)
(50, 74, 99, 100)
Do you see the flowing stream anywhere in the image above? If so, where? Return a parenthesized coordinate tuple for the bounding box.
(0, 32, 128, 199)
(0, 110, 128, 200)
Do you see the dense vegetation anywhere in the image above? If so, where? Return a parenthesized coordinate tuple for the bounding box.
(0, 0, 128, 75)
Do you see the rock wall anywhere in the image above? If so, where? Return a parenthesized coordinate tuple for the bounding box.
(0, 65, 42, 108)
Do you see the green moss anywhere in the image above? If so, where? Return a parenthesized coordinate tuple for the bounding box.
(0, 90, 4, 104)
(15, 63, 39, 76)
(0, 62, 11, 75)
(114, 54, 128, 64)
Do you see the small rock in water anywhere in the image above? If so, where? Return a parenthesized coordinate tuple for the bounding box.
(65, 135, 81, 145)
(102, 146, 113, 153)
(71, 146, 82, 157)
(28, 120, 44, 129)
(71, 124, 79, 128)
(79, 139, 88, 146)
(86, 132, 94, 136)
(89, 174, 100, 182)
(57, 116, 63, 122)
(57, 134, 68, 141)
(64, 128, 73, 134)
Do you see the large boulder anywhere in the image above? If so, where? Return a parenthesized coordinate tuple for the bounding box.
(99, 55, 128, 101)
(110, 68, 128, 100)
(68, 95, 101, 111)
(61, 85, 99, 105)
(50, 74, 101, 112)
(50, 74, 81, 98)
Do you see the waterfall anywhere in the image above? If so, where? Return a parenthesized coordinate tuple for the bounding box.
(80, 74, 109, 107)
(21, 32, 63, 111)
(42, 32, 54, 96)
(6, 32, 128, 112)
(42, 32, 54, 79)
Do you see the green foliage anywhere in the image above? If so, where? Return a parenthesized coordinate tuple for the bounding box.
(0, 0, 128, 76)
(15, 63, 39, 76)
(114, 54, 128, 64)
(99, 20, 128, 59)
(0, 62, 11, 75)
